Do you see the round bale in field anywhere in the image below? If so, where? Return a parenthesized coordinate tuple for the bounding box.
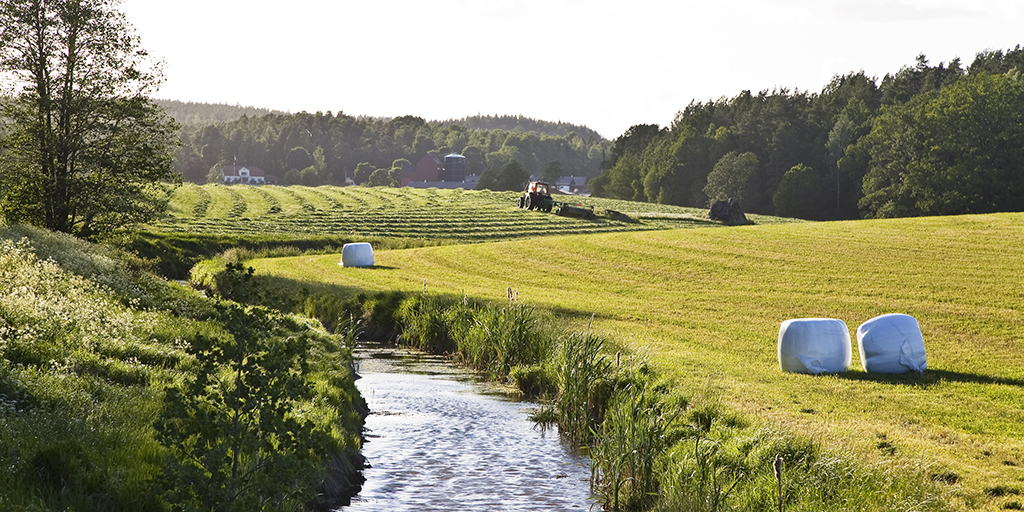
(778, 318, 852, 374)
(340, 242, 374, 268)
(857, 313, 926, 373)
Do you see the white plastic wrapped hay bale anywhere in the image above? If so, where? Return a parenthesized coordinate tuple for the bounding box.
(339, 242, 374, 268)
(856, 313, 926, 373)
(777, 318, 852, 374)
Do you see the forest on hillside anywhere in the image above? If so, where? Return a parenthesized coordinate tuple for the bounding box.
(168, 46, 1024, 220)
(155, 100, 288, 125)
(590, 46, 1024, 220)
(173, 111, 609, 187)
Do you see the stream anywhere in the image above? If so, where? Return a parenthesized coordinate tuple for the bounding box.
(341, 346, 597, 511)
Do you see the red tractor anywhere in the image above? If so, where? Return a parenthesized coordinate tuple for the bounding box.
(517, 181, 553, 212)
(517, 180, 596, 219)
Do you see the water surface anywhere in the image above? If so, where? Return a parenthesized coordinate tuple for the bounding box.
(342, 347, 595, 511)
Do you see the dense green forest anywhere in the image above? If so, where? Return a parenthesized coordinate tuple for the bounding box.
(590, 46, 1024, 220)
(174, 111, 610, 187)
(155, 99, 288, 125)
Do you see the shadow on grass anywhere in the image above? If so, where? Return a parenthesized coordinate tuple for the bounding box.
(334, 265, 399, 270)
(254, 271, 620, 338)
(836, 368, 1024, 389)
(548, 304, 603, 318)
(254, 274, 363, 310)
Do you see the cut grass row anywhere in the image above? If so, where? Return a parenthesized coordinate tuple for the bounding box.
(157, 184, 795, 241)
(248, 212, 1024, 511)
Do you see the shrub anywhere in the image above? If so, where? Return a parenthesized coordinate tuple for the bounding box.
(156, 303, 355, 511)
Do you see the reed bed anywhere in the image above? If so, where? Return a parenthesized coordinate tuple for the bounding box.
(244, 283, 950, 512)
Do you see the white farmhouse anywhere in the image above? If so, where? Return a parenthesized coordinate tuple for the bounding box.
(220, 165, 278, 185)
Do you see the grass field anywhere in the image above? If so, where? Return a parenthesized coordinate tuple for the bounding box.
(155, 183, 793, 240)
(249, 211, 1024, 510)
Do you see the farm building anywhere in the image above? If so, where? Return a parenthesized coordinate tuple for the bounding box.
(555, 175, 589, 195)
(220, 165, 279, 185)
(401, 152, 471, 188)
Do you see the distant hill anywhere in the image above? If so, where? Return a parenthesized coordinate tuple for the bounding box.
(432, 114, 605, 142)
(155, 99, 605, 142)
(155, 99, 288, 125)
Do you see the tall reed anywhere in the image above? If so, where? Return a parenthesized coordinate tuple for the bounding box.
(555, 331, 611, 447)
(396, 294, 458, 354)
(654, 434, 746, 512)
(591, 381, 679, 511)
(396, 293, 553, 382)
(459, 302, 547, 377)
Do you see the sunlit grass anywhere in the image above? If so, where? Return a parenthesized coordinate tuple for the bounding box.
(153, 184, 801, 240)
(250, 212, 1024, 510)
(232, 184, 273, 218)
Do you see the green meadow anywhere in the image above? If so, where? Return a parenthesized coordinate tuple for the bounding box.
(156, 183, 792, 240)
(249, 210, 1024, 510)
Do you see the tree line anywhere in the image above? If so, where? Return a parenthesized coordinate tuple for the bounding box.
(175, 112, 610, 188)
(590, 47, 1024, 219)
(155, 99, 288, 126)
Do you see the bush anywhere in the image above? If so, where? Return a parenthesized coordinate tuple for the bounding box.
(156, 303, 360, 511)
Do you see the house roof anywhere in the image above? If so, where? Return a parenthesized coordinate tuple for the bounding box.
(555, 175, 587, 187)
(221, 165, 267, 177)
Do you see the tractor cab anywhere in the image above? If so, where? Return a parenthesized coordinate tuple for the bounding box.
(528, 181, 550, 196)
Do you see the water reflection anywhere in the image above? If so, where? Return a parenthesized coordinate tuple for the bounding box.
(342, 347, 596, 511)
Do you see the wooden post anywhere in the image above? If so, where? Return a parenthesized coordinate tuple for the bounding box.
(774, 454, 784, 512)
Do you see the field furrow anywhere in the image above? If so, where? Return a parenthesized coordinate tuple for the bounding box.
(155, 184, 797, 242)
(233, 185, 273, 217)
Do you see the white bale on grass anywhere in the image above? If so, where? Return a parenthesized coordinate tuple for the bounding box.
(340, 242, 374, 267)
(856, 313, 926, 373)
(777, 318, 852, 374)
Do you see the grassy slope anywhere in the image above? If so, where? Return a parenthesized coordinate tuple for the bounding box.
(250, 212, 1024, 510)
(0, 224, 364, 510)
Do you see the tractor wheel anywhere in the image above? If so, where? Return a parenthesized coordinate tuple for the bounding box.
(526, 194, 534, 210)
(517, 196, 525, 208)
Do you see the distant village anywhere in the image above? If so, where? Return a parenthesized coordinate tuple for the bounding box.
(218, 151, 589, 195)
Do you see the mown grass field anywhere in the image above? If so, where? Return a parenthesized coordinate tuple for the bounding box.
(155, 183, 793, 240)
(249, 211, 1024, 510)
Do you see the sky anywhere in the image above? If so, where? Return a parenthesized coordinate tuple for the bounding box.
(120, 0, 1022, 139)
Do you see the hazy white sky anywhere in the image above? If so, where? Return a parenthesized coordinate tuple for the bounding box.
(120, 0, 1022, 138)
